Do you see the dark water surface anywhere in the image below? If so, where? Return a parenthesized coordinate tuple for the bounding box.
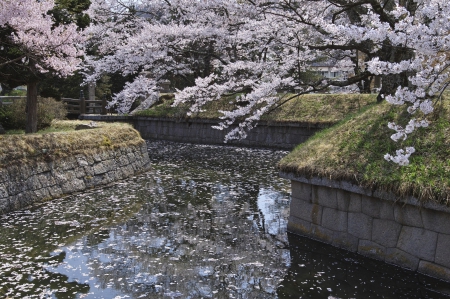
(1, 140, 450, 298)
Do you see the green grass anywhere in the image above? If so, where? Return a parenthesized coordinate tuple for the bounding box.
(135, 93, 377, 123)
(278, 99, 450, 204)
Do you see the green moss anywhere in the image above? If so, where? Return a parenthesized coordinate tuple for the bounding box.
(279, 100, 450, 205)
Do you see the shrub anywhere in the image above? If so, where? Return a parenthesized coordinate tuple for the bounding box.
(0, 97, 67, 131)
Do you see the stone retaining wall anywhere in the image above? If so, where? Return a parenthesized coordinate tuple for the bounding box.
(281, 172, 450, 281)
(134, 117, 326, 149)
(0, 142, 150, 214)
(80, 115, 327, 149)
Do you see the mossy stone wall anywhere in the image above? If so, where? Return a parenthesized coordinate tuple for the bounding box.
(0, 142, 150, 214)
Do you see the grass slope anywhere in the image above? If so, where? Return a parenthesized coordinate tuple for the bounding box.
(136, 93, 377, 124)
(0, 120, 144, 167)
(279, 100, 450, 204)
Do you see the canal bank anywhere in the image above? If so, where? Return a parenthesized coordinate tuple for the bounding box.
(0, 124, 150, 214)
(1, 140, 450, 298)
(282, 173, 450, 282)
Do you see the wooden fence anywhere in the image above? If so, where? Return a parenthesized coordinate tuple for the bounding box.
(0, 96, 107, 115)
(62, 97, 107, 115)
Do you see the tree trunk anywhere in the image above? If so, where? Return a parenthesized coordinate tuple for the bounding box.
(26, 81, 38, 133)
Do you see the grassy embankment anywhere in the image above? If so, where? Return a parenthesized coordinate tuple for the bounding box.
(0, 120, 144, 167)
(279, 97, 450, 205)
(135, 93, 377, 124)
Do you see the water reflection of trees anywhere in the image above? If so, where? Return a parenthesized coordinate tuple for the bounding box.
(80, 178, 291, 298)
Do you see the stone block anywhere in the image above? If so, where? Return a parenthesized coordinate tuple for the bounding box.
(0, 198, 10, 213)
(59, 157, 77, 171)
(336, 189, 350, 211)
(48, 186, 63, 197)
(287, 216, 311, 235)
(379, 201, 395, 220)
(0, 168, 9, 182)
(361, 195, 383, 218)
(291, 181, 311, 202)
(76, 156, 90, 167)
(435, 234, 450, 269)
(289, 197, 322, 224)
(0, 183, 8, 198)
(418, 261, 450, 282)
(35, 162, 50, 174)
(37, 173, 56, 188)
(19, 164, 32, 179)
(75, 167, 86, 179)
(61, 178, 86, 194)
(394, 204, 423, 227)
(348, 212, 372, 240)
(422, 209, 450, 235)
(17, 192, 34, 209)
(348, 193, 362, 213)
(371, 219, 402, 248)
(332, 231, 359, 252)
(311, 224, 333, 243)
(397, 226, 437, 261)
(385, 248, 420, 270)
(34, 188, 51, 200)
(322, 207, 347, 232)
(8, 165, 21, 181)
(358, 240, 386, 261)
(26, 175, 42, 190)
(313, 185, 337, 209)
(93, 160, 113, 175)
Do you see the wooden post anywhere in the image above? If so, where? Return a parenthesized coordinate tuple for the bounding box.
(25, 81, 38, 133)
(101, 95, 107, 115)
(80, 90, 86, 114)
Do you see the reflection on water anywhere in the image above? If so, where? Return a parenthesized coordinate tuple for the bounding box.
(1, 140, 450, 298)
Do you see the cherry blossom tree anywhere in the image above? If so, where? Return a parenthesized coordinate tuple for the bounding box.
(86, 0, 450, 165)
(0, 0, 86, 133)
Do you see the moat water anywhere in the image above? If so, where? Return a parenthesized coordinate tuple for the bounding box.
(1, 140, 450, 298)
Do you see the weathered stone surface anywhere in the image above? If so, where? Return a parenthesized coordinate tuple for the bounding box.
(385, 248, 420, 270)
(372, 219, 402, 248)
(379, 201, 395, 220)
(0, 168, 9, 182)
(348, 212, 372, 240)
(76, 156, 90, 167)
(394, 204, 423, 227)
(0, 183, 8, 198)
(0, 144, 150, 215)
(435, 234, 450, 269)
(336, 189, 350, 211)
(348, 193, 362, 213)
(287, 216, 311, 236)
(397, 226, 437, 261)
(311, 224, 334, 243)
(291, 181, 311, 202)
(322, 207, 347, 232)
(422, 209, 450, 235)
(289, 197, 322, 224)
(361, 196, 383, 218)
(313, 185, 337, 209)
(418, 261, 450, 282)
(333, 231, 359, 252)
(358, 240, 386, 261)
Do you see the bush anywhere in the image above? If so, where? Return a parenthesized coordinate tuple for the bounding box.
(0, 97, 67, 131)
